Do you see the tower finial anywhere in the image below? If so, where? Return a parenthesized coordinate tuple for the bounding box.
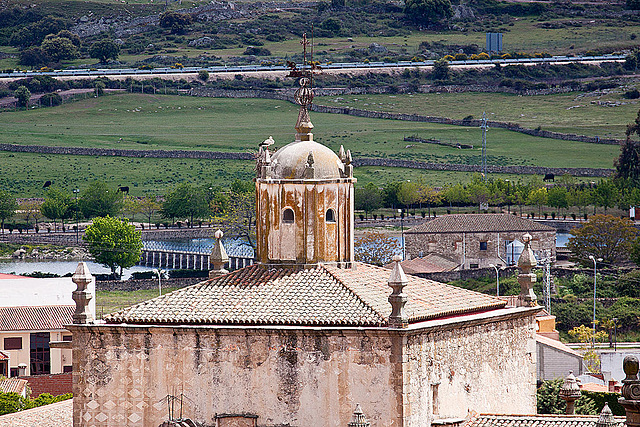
(287, 31, 321, 142)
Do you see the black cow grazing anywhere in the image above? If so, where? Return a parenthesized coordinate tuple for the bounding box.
(543, 173, 555, 182)
(118, 185, 130, 194)
(43, 180, 52, 189)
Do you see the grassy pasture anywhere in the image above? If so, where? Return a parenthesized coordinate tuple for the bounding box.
(0, 93, 619, 195)
(96, 287, 181, 318)
(317, 91, 640, 139)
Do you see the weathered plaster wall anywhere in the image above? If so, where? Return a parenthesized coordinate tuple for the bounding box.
(405, 314, 537, 424)
(405, 231, 556, 268)
(71, 311, 536, 427)
(71, 327, 402, 427)
(256, 180, 354, 265)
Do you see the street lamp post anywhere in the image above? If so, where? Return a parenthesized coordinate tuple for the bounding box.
(489, 263, 500, 296)
(613, 317, 618, 351)
(73, 189, 80, 244)
(398, 208, 405, 260)
(588, 255, 603, 348)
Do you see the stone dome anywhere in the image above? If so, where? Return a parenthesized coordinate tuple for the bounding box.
(270, 140, 344, 180)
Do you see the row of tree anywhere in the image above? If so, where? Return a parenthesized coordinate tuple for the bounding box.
(355, 174, 639, 218)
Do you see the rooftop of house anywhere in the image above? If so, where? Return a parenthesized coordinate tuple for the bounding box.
(0, 398, 72, 427)
(0, 305, 74, 331)
(0, 377, 28, 395)
(105, 262, 506, 327)
(462, 413, 625, 427)
(384, 254, 459, 274)
(406, 214, 556, 234)
(0, 272, 28, 279)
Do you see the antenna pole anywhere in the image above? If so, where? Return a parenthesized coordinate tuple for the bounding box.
(481, 112, 489, 180)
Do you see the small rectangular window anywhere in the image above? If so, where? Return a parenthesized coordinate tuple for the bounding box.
(62, 335, 72, 342)
(479, 241, 488, 251)
(63, 365, 73, 373)
(10, 367, 19, 377)
(470, 263, 479, 269)
(4, 337, 22, 350)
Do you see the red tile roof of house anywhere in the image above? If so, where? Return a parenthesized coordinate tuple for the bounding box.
(0, 273, 28, 279)
(0, 305, 74, 331)
(407, 214, 555, 234)
(105, 262, 506, 327)
(463, 414, 625, 427)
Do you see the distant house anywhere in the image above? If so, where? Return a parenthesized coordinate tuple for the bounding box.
(0, 273, 94, 377)
(405, 214, 556, 269)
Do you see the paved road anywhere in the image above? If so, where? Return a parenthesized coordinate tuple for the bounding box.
(0, 55, 626, 82)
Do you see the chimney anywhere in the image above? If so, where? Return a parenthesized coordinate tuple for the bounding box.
(517, 233, 537, 307)
(209, 229, 229, 279)
(72, 262, 94, 324)
(620, 355, 640, 427)
(388, 255, 408, 329)
(559, 371, 581, 415)
(348, 404, 370, 427)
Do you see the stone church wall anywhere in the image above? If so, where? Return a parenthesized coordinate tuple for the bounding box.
(70, 310, 536, 426)
(405, 312, 537, 424)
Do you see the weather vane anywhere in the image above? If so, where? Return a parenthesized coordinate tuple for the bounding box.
(287, 30, 322, 109)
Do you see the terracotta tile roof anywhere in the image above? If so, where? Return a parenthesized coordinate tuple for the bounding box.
(580, 383, 610, 393)
(0, 305, 74, 331)
(407, 214, 555, 234)
(0, 273, 28, 279)
(463, 414, 625, 427)
(384, 254, 459, 274)
(105, 262, 506, 327)
(0, 378, 28, 395)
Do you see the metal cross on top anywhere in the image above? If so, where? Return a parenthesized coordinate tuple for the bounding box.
(287, 32, 322, 81)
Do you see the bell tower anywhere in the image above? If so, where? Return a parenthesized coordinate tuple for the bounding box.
(254, 40, 355, 267)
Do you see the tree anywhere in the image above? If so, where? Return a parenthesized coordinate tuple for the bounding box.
(527, 187, 547, 217)
(89, 39, 120, 63)
(210, 190, 256, 249)
(355, 183, 383, 219)
(547, 186, 568, 216)
(197, 69, 209, 82)
(566, 214, 638, 266)
(569, 324, 608, 372)
(162, 183, 208, 227)
(441, 183, 468, 212)
(354, 231, 401, 266)
(404, 0, 453, 24)
(397, 181, 420, 209)
(139, 196, 161, 228)
(121, 196, 141, 222)
(591, 180, 618, 214)
(40, 36, 78, 61)
(0, 190, 17, 235)
(418, 183, 442, 216)
(19, 46, 47, 66)
(84, 216, 142, 277)
(632, 238, 640, 267)
(537, 378, 597, 414)
(14, 85, 30, 108)
(41, 187, 71, 232)
(159, 12, 192, 34)
(79, 182, 122, 219)
(431, 58, 450, 80)
(21, 200, 42, 233)
(616, 269, 640, 297)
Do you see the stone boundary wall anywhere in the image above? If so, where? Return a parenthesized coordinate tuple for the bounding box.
(96, 277, 202, 291)
(18, 373, 72, 397)
(0, 232, 86, 246)
(0, 142, 612, 177)
(190, 87, 623, 146)
(352, 158, 613, 177)
(0, 143, 253, 160)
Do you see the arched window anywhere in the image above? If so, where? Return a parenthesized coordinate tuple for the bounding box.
(282, 208, 294, 223)
(325, 209, 336, 223)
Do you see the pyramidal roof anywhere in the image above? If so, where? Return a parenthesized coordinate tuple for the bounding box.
(105, 262, 506, 327)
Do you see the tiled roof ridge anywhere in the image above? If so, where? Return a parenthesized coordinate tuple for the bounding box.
(318, 263, 388, 324)
(407, 213, 555, 234)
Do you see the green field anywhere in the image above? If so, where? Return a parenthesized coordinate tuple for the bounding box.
(96, 287, 180, 318)
(0, 93, 620, 195)
(317, 91, 640, 139)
